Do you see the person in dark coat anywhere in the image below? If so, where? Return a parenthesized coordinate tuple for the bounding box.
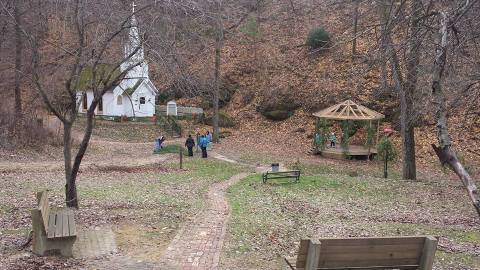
(199, 135, 208, 158)
(185, 135, 195, 157)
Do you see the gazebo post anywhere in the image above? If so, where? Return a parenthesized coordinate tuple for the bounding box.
(376, 120, 380, 145)
(315, 118, 320, 153)
(367, 120, 372, 159)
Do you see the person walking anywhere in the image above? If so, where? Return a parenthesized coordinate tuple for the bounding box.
(199, 135, 208, 158)
(206, 130, 213, 150)
(185, 135, 195, 157)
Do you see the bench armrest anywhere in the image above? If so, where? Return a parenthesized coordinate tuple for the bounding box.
(283, 257, 296, 270)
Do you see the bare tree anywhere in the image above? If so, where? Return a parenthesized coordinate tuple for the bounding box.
(351, 0, 360, 57)
(430, 1, 480, 217)
(13, 0, 23, 123)
(212, 0, 224, 143)
(18, 0, 154, 208)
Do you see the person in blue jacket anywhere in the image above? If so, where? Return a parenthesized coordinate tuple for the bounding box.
(199, 135, 208, 158)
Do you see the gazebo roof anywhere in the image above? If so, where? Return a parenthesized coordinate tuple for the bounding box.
(313, 99, 385, 121)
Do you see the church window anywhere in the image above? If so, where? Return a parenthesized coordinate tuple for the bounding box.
(140, 97, 146, 104)
(98, 97, 103, 112)
(117, 95, 123, 105)
(82, 93, 87, 110)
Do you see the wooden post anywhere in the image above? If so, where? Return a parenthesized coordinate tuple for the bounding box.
(305, 239, 321, 270)
(196, 134, 199, 153)
(367, 120, 372, 159)
(179, 147, 183, 169)
(419, 236, 438, 270)
(384, 150, 388, 178)
(315, 118, 319, 153)
(376, 120, 380, 145)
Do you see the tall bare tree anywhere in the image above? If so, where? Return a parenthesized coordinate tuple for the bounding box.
(212, 0, 223, 143)
(430, 1, 480, 217)
(20, 0, 156, 208)
(13, 0, 23, 123)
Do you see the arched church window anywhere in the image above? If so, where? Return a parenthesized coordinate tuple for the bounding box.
(117, 95, 123, 105)
(82, 93, 87, 110)
(140, 97, 146, 104)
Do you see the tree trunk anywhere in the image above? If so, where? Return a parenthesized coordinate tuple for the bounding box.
(401, 124, 416, 180)
(400, 0, 422, 180)
(213, 3, 223, 144)
(352, 0, 359, 57)
(378, 1, 389, 94)
(431, 12, 480, 217)
(63, 122, 78, 208)
(14, 0, 23, 122)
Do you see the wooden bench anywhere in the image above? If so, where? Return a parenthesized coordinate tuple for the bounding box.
(262, 170, 300, 183)
(284, 236, 438, 270)
(31, 190, 77, 256)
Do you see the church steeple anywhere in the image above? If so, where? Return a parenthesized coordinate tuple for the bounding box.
(121, 1, 148, 78)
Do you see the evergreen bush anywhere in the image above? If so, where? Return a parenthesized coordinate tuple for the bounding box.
(306, 27, 331, 50)
(377, 136, 396, 161)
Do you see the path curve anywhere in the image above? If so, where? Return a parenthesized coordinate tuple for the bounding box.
(159, 172, 250, 269)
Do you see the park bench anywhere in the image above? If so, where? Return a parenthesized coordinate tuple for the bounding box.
(262, 170, 300, 183)
(284, 236, 438, 270)
(31, 190, 77, 256)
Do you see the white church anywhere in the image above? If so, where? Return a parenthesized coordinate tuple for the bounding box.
(78, 3, 158, 117)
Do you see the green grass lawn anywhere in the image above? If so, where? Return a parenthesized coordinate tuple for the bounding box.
(222, 173, 480, 270)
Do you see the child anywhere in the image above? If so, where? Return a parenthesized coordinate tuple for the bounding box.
(329, 132, 336, 148)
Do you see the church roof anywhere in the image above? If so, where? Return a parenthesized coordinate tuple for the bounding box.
(124, 78, 144, 95)
(78, 64, 120, 91)
(313, 99, 384, 121)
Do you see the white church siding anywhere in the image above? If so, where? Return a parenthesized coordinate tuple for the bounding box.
(101, 92, 114, 115)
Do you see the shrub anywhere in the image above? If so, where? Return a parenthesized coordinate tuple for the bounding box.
(0, 112, 60, 149)
(262, 110, 293, 121)
(257, 86, 299, 121)
(306, 27, 331, 50)
(204, 112, 236, 128)
(377, 136, 396, 161)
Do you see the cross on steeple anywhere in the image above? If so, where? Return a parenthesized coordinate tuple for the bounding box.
(132, 1, 137, 14)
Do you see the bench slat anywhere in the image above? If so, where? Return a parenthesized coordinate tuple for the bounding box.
(320, 250, 421, 262)
(321, 244, 422, 254)
(68, 210, 77, 236)
(62, 210, 69, 237)
(55, 212, 63, 238)
(320, 258, 420, 268)
(47, 212, 56, 238)
(318, 237, 425, 246)
(317, 265, 419, 270)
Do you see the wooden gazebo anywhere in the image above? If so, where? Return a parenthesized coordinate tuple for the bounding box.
(313, 100, 385, 159)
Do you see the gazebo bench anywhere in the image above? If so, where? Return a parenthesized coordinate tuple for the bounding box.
(262, 170, 300, 183)
(31, 190, 77, 257)
(284, 236, 438, 270)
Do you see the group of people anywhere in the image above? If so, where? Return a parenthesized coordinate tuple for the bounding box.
(185, 131, 213, 158)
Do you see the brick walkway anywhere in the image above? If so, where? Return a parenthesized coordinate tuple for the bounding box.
(159, 173, 250, 270)
(73, 227, 117, 258)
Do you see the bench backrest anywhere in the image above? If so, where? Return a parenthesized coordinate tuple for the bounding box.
(36, 191, 51, 231)
(296, 236, 438, 270)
